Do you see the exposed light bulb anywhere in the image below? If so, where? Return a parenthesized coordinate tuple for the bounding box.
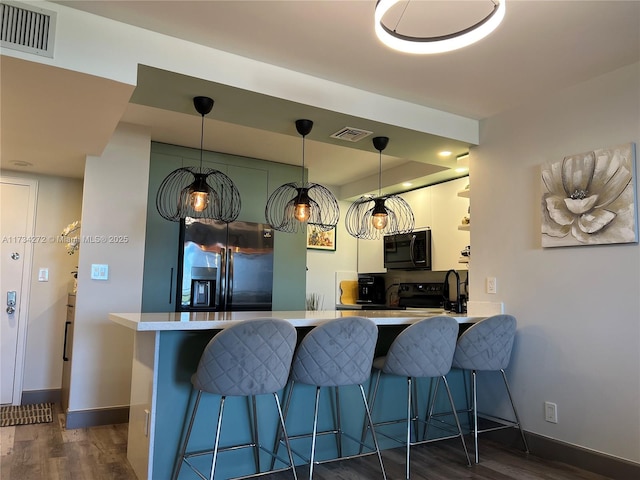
(372, 212, 388, 230)
(190, 191, 209, 212)
(294, 202, 311, 222)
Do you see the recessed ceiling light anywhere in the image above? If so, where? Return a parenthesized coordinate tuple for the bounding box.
(402, 182, 413, 187)
(439, 151, 452, 157)
(455, 167, 468, 173)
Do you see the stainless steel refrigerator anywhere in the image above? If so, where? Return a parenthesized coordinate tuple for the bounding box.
(177, 217, 274, 311)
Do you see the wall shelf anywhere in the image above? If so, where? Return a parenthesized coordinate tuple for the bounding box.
(457, 188, 470, 198)
(458, 224, 470, 231)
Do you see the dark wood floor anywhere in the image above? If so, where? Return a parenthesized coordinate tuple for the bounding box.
(0, 403, 613, 480)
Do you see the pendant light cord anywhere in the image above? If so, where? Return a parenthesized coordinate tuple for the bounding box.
(300, 134, 306, 185)
(378, 150, 382, 196)
(199, 112, 204, 173)
(392, 0, 410, 33)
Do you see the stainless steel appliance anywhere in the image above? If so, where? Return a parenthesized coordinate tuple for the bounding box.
(383, 229, 432, 270)
(177, 218, 274, 311)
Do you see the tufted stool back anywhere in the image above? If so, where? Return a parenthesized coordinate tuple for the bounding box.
(452, 314, 516, 372)
(291, 316, 377, 387)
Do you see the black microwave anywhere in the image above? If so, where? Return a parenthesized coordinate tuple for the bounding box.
(383, 230, 432, 270)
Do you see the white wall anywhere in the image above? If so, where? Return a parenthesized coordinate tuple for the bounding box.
(471, 62, 640, 462)
(1, 173, 84, 392)
(69, 123, 150, 411)
(306, 200, 358, 309)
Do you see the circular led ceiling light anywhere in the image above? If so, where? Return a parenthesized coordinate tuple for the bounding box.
(375, 0, 506, 54)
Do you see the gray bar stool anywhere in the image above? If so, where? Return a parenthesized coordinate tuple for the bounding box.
(362, 316, 471, 480)
(172, 318, 298, 480)
(430, 314, 529, 463)
(276, 316, 386, 480)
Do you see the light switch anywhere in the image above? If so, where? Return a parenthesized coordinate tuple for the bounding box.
(38, 268, 49, 282)
(91, 264, 109, 280)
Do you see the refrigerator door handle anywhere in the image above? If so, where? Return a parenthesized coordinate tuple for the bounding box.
(227, 250, 234, 307)
(219, 248, 227, 309)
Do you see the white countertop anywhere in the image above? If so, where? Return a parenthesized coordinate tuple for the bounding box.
(109, 310, 481, 332)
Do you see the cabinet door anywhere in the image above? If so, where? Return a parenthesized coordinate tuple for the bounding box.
(141, 151, 181, 312)
(227, 164, 269, 223)
(357, 237, 385, 273)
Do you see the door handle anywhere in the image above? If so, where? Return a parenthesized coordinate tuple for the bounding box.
(63, 321, 71, 361)
(6, 290, 16, 314)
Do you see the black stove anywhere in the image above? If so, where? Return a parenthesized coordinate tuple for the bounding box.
(397, 282, 445, 309)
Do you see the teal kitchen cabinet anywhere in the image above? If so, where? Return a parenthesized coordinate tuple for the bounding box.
(141, 142, 306, 312)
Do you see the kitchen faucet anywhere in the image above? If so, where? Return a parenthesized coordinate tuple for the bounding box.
(443, 269, 465, 313)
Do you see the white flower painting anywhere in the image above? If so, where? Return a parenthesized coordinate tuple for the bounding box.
(541, 142, 637, 247)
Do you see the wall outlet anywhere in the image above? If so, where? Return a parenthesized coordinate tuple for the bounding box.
(486, 276, 497, 294)
(544, 401, 558, 423)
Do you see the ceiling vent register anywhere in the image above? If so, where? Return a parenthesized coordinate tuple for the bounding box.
(0, 1, 56, 58)
(330, 127, 373, 143)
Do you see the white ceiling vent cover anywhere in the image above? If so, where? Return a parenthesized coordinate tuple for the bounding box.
(330, 127, 373, 143)
(0, 1, 56, 58)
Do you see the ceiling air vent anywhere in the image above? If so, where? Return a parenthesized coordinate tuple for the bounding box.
(330, 127, 373, 143)
(0, 1, 56, 58)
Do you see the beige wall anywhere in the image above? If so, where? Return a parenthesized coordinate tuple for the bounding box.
(69, 122, 150, 411)
(471, 62, 640, 462)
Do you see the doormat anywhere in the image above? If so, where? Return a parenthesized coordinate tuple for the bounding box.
(0, 403, 53, 427)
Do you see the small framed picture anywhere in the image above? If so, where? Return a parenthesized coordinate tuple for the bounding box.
(306, 225, 336, 251)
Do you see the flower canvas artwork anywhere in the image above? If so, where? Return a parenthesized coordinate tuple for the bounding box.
(541, 142, 637, 247)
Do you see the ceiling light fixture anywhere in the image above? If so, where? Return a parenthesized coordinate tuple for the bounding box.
(156, 96, 241, 222)
(265, 119, 340, 233)
(375, 0, 506, 55)
(345, 136, 415, 240)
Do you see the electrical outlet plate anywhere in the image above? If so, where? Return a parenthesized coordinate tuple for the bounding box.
(486, 276, 497, 294)
(544, 401, 558, 423)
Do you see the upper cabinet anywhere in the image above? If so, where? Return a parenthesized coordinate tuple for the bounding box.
(357, 237, 385, 273)
(457, 185, 470, 231)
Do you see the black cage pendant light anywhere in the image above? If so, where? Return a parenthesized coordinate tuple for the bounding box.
(345, 136, 414, 240)
(265, 119, 340, 233)
(155, 96, 241, 223)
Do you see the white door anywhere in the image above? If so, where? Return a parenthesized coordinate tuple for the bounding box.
(1, 177, 37, 405)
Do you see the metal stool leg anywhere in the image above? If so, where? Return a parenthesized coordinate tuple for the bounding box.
(405, 377, 412, 480)
(441, 376, 471, 467)
(273, 392, 298, 480)
(422, 375, 442, 441)
(500, 369, 530, 454)
(359, 384, 387, 480)
(172, 389, 202, 480)
(308, 386, 322, 480)
(359, 369, 382, 454)
(471, 370, 479, 464)
(249, 395, 261, 474)
(209, 395, 226, 480)
(334, 386, 343, 458)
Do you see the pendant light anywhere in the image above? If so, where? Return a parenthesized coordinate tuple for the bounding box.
(345, 136, 414, 240)
(375, 0, 506, 55)
(265, 119, 340, 233)
(156, 96, 241, 223)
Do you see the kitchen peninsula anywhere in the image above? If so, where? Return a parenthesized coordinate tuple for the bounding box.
(111, 310, 482, 480)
